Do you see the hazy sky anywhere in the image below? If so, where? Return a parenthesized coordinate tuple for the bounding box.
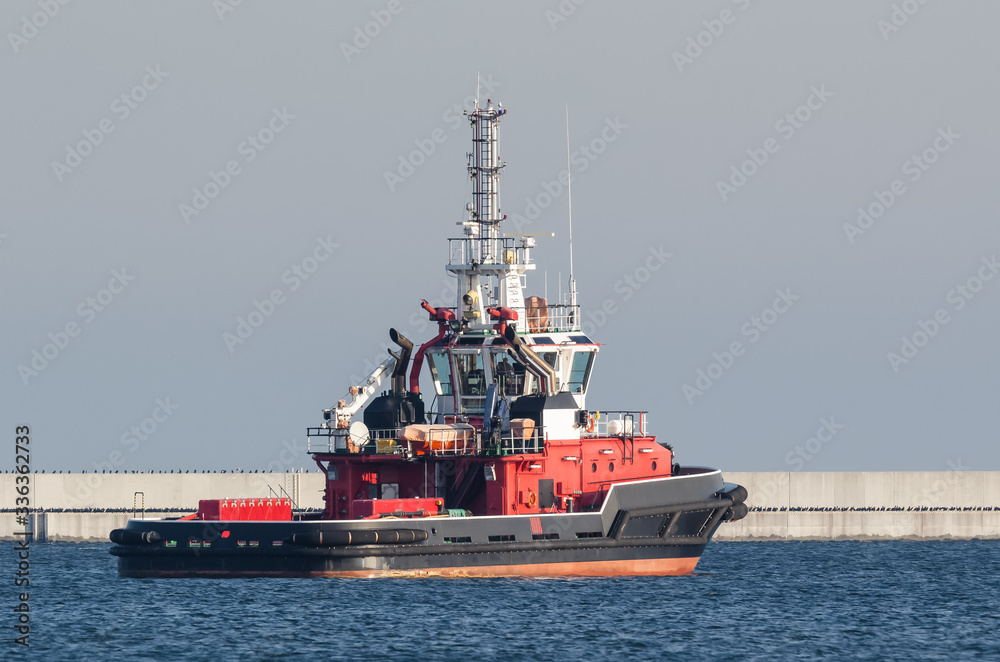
(3, 1, 998, 473)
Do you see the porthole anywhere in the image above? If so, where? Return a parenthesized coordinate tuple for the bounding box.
(608, 462, 615, 472)
(591, 462, 597, 472)
(652, 461, 657, 471)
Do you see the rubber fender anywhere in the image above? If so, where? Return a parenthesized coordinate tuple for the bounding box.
(288, 528, 429, 547)
(110, 529, 161, 545)
(724, 502, 749, 522)
(289, 531, 349, 546)
(722, 485, 748, 505)
(393, 529, 427, 544)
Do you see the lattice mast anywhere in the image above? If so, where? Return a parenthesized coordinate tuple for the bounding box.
(449, 97, 527, 326)
(466, 98, 506, 262)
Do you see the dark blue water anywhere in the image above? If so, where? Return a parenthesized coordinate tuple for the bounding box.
(6, 541, 998, 660)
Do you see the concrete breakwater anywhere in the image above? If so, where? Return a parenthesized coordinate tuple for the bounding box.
(714, 471, 1000, 541)
(1, 471, 325, 542)
(2, 471, 998, 542)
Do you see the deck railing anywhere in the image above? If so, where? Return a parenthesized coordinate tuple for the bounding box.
(448, 237, 528, 267)
(581, 411, 647, 439)
(306, 424, 547, 456)
(495, 425, 545, 455)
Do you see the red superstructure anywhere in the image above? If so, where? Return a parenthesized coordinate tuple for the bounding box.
(314, 410, 672, 520)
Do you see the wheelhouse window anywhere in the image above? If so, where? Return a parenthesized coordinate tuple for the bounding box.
(454, 351, 486, 413)
(538, 351, 558, 370)
(537, 351, 560, 391)
(428, 352, 453, 396)
(567, 351, 595, 394)
(490, 351, 528, 396)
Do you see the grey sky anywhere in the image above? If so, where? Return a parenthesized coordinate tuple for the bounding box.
(3, 1, 998, 473)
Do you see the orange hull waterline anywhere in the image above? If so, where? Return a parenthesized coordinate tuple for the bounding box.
(122, 557, 702, 579)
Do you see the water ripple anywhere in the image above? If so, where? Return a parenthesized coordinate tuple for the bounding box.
(5, 540, 998, 660)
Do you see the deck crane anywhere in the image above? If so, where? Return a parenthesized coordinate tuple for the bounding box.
(323, 356, 396, 430)
(322, 328, 414, 430)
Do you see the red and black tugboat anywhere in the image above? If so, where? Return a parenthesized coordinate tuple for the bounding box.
(111, 98, 747, 577)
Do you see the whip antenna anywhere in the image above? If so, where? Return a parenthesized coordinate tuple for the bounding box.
(566, 104, 577, 310)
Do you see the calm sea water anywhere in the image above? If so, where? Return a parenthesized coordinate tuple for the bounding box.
(6, 540, 998, 660)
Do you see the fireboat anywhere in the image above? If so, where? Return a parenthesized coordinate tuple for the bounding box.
(111, 97, 748, 577)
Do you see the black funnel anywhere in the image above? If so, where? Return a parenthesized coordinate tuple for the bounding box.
(389, 328, 413, 395)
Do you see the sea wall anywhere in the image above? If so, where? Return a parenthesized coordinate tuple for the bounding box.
(2, 471, 998, 542)
(713, 471, 1000, 541)
(0, 471, 325, 511)
(1, 471, 325, 542)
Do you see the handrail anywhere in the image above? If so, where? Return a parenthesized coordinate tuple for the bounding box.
(447, 237, 530, 267)
(581, 411, 648, 438)
(307, 424, 547, 457)
(133, 491, 145, 520)
(495, 426, 545, 455)
(277, 484, 300, 511)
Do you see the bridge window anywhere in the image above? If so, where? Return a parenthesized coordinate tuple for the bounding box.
(534, 351, 560, 392)
(567, 351, 595, 394)
(491, 352, 527, 396)
(454, 352, 486, 414)
(428, 352, 453, 396)
(455, 352, 485, 396)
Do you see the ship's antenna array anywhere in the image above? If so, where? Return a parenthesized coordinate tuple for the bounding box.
(566, 104, 578, 310)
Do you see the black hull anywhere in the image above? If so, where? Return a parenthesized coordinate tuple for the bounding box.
(111, 470, 746, 578)
(115, 539, 709, 578)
